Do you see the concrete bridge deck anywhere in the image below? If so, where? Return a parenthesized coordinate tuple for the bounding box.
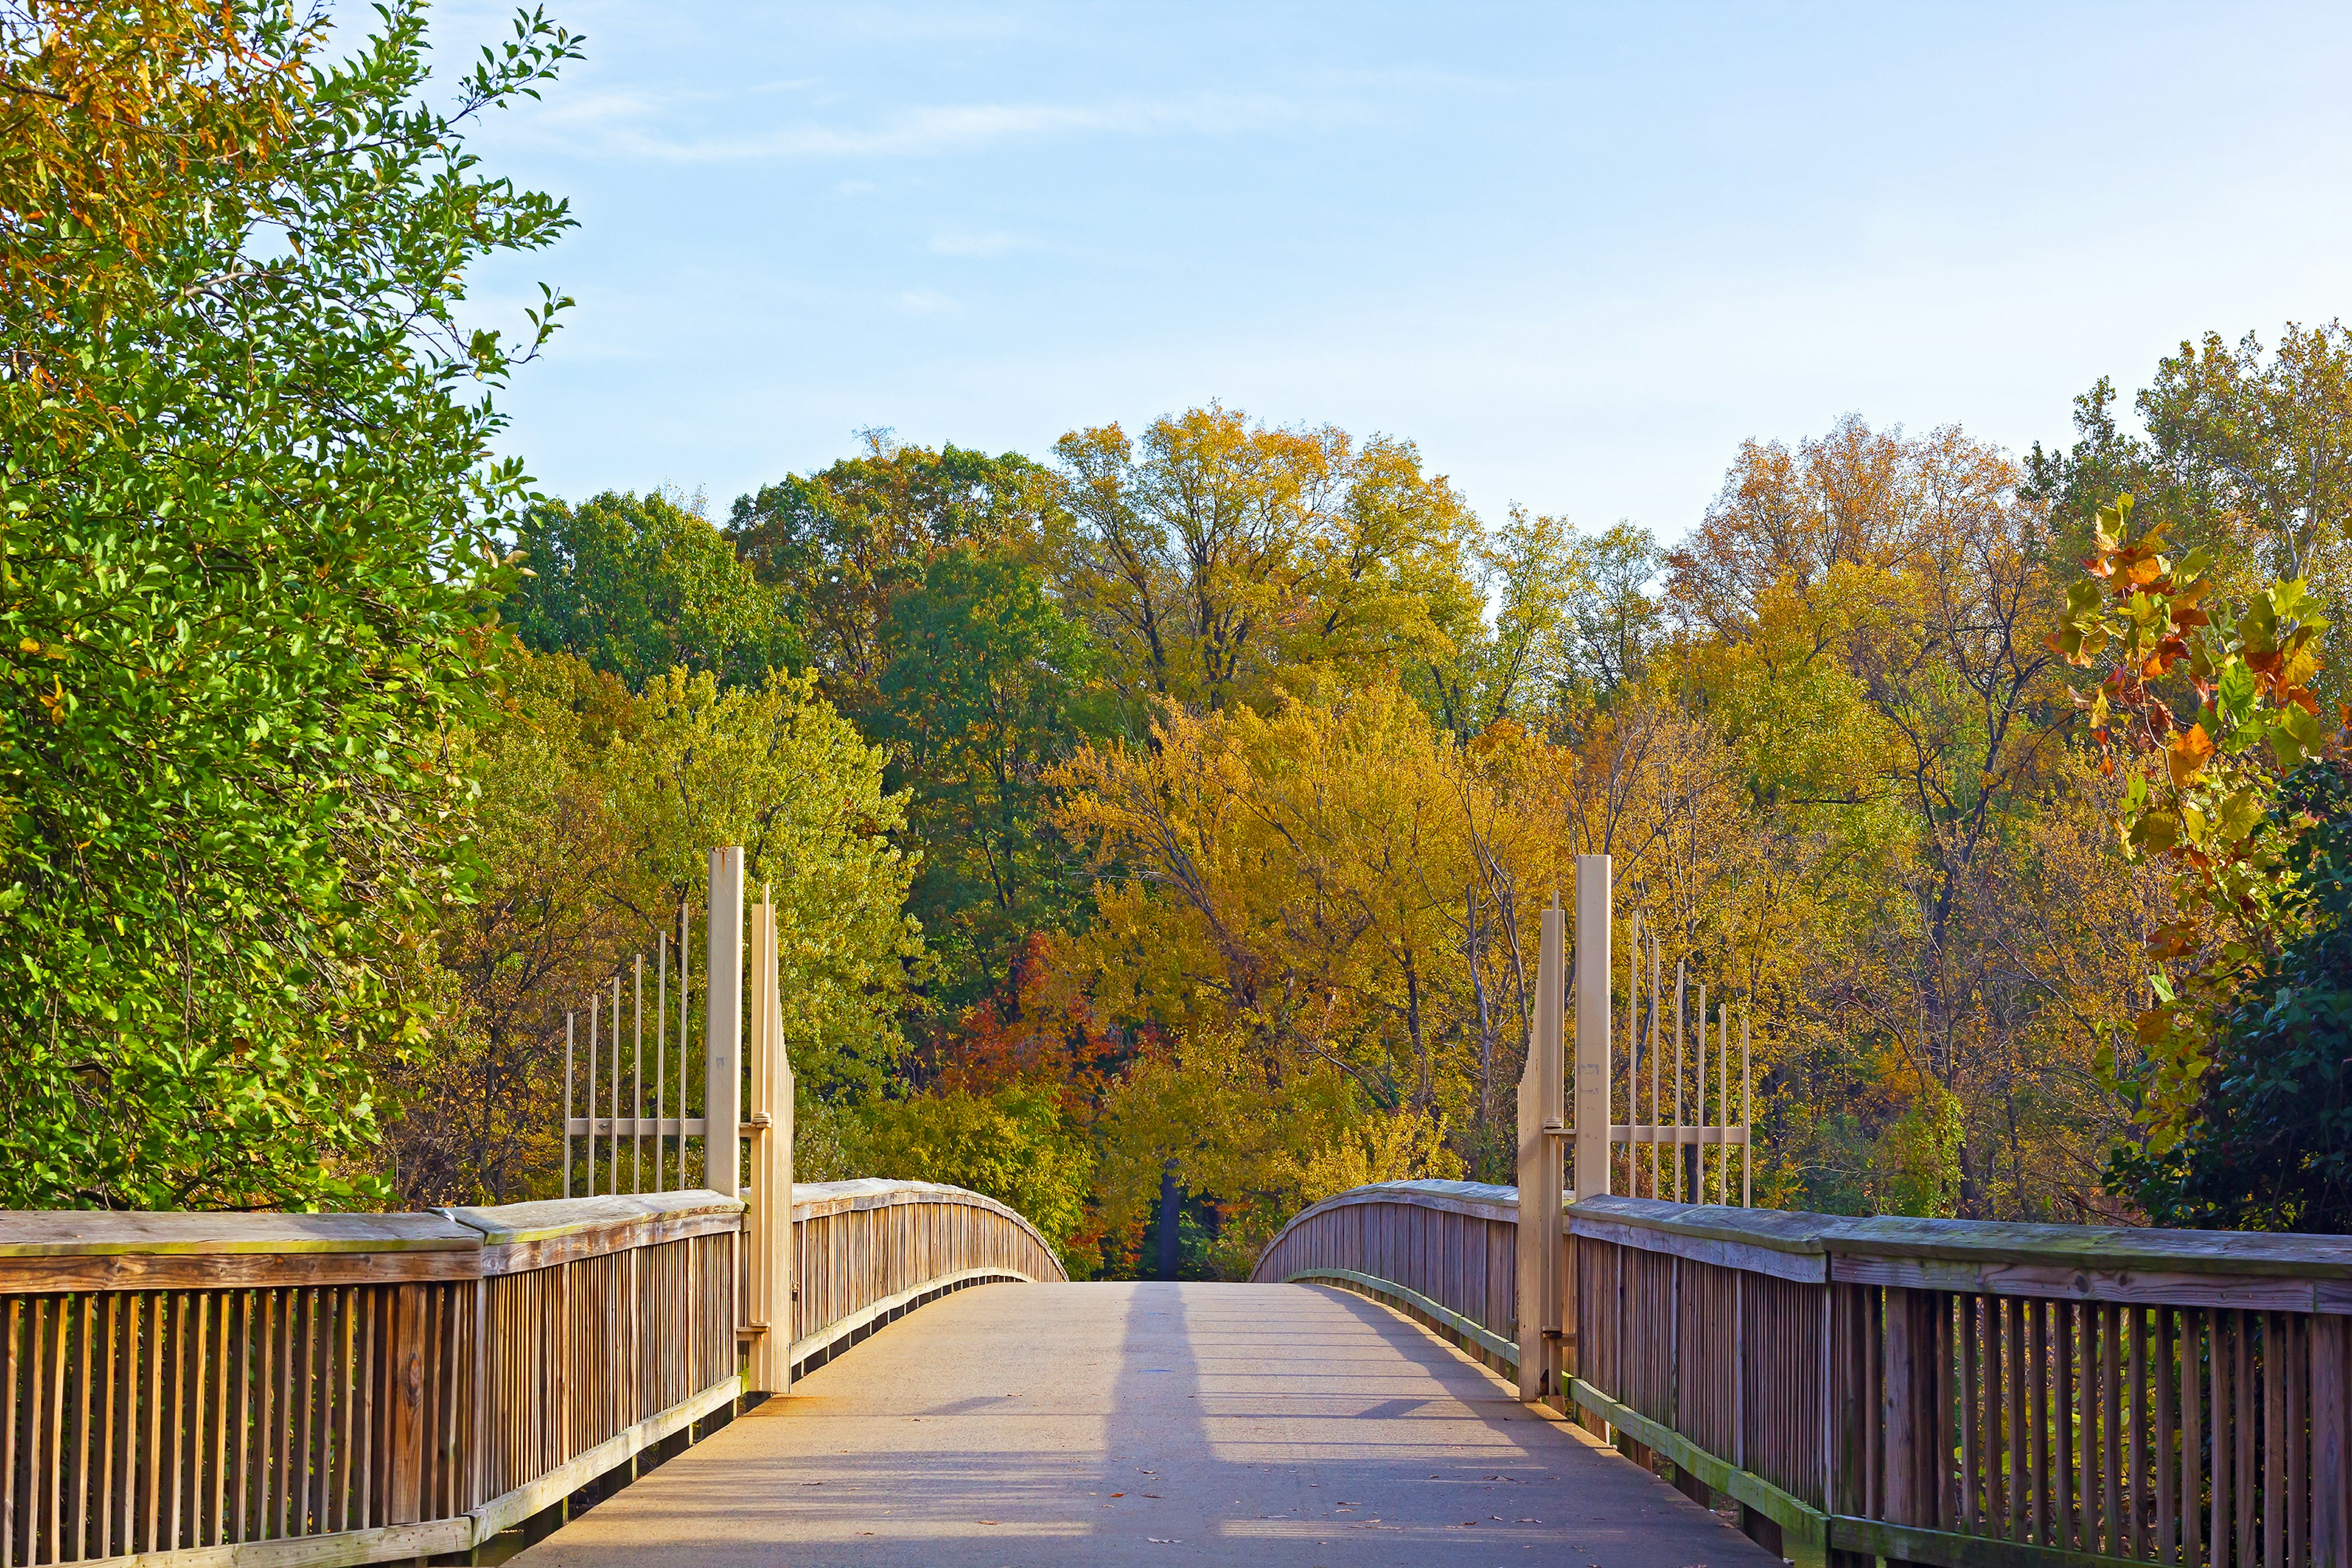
(513, 1280, 1777, 1567)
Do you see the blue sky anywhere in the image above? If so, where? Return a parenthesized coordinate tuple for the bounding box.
(441, 1, 2352, 541)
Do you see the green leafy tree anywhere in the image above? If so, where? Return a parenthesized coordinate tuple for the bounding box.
(505, 488, 800, 690)
(2049, 495, 2352, 1220)
(1415, 504, 1580, 739)
(2107, 761, 2352, 1231)
(380, 650, 922, 1202)
(2027, 325, 2352, 703)
(382, 646, 641, 1205)
(856, 1082, 1095, 1267)
(609, 669, 924, 1103)
(2, 1, 314, 423)
(0, 2, 578, 1208)
(729, 440, 1098, 1033)
(875, 548, 1106, 1011)
(727, 434, 1058, 715)
(1051, 405, 1480, 715)
(1563, 521, 1666, 701)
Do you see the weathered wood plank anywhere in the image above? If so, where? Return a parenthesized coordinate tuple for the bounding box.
(66, 1516, 472, 1567)
(0, 1216, 475, 1258)
(0, 1253, 481, 1295)
(1571, 1216, 1830, 1284)
(462, 1213, 744, 1278)
(1831, 1254, 2331, 1313)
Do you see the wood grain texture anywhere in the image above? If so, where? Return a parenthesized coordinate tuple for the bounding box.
(0, 1217, 474, 1259)
(1250, 1179, 2352, 1568)
(0, 1179, 1064, 1567)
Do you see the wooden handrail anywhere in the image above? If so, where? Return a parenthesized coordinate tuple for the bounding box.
(1254, 1182, 2352, 1568)
(788, 1179, 1068, 1377)
(0, 1180, 1063, 1567)
(1251, 1180, 1531, 1380)
(1577, 1196, 2352, 1289)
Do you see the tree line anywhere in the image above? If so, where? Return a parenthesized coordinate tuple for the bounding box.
(5, 4, 2346, 1257)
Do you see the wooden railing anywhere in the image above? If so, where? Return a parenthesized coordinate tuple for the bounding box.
(791, 1180, 1068, 1374)
(1250, 1180, 1525, 1375)
(0, 1180, 1065, 1567)
(1254, 1182, 2352, 1568)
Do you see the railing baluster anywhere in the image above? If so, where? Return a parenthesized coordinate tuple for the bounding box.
(633, 955, 644, 1196)
(1248, 1178, 2352, 1568)
(656, 932, 668, 1195)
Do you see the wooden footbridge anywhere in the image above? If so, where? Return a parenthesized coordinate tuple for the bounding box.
(3, 854, 2349, 1566)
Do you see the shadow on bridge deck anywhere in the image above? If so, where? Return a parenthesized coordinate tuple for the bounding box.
(510, 1281, 1779, 1567)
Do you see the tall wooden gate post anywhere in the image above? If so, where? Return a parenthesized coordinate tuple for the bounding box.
(1572, 854, 1611, 1205)
(744, 893, 796, 1393)
(1515, 895, 1566, 1400)
(1567, 854, 1610, 1409)
(706, 848, 744, 1200)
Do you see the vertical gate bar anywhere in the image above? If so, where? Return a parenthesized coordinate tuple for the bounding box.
(1516, 892, 1564, 1400)
(611, 977, 622, 1205)
(634, 955, 645, 1196)
(707, 848, 744, 1204)
(587, 1003, 598, 1199)
(1716, 1005, 1728, 1206)
(1694, 987, 1706, 1212)
(657, 932, 668, 1194)
(1674, 965, 1684, 1204)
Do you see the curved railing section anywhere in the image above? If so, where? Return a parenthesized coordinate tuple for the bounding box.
(791, 1178, 1068, 1375)
(1571, 1197, 2352, 1566)
(0, 1189, 748, 1566)
(1249, 1180, 1527, 1373)
(1254, 1182, 2352, 1567)
(0, 1179, 1066, 1566)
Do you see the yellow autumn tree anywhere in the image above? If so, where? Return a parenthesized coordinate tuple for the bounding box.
(1057, 683, 1586, 1269)
(1050, 405, 1482, 714)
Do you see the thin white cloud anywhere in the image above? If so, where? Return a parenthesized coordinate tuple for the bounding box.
(898, 288, 957, 314)
(518, 91, 1371, 164)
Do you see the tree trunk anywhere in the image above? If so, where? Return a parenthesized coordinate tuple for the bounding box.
(1157, 1159, 1181, 1280)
